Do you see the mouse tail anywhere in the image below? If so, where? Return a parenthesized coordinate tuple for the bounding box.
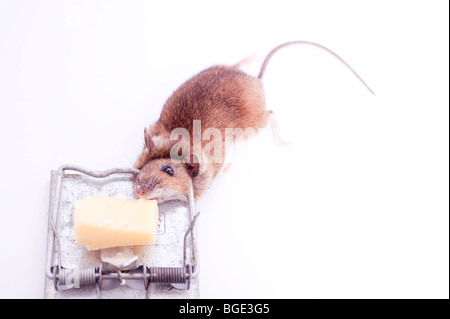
(257, 41, 375, 96)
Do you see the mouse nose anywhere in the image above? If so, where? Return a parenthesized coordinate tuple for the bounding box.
(135, 184, 145, 197)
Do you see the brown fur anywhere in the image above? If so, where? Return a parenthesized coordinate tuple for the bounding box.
(134, 65, 268, 202)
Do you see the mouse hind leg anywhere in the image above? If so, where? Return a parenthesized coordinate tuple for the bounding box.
(232, 53, 258, 70)
(268, 110, 292, 147)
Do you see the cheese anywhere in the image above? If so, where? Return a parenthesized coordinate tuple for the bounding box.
(74, 196, 158, 251)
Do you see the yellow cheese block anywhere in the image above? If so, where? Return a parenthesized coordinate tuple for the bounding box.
(74, 196, 158, 250)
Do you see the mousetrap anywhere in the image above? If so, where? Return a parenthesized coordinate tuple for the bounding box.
(44, 165, 200, 299)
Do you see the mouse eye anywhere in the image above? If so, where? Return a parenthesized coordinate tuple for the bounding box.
(161, 165, 174, 176)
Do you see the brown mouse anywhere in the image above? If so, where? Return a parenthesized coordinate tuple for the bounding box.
(133, 41, 374, 203)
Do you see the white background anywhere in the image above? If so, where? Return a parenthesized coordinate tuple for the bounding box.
(0, 0, 448, 298)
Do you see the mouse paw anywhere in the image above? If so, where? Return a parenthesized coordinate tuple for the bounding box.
(268, 110, 292, 148)
(232, 53, 258, 69)
(217, 162, 233, 176)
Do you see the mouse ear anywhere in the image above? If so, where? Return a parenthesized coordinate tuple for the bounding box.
(144, 128, 155, 150)
(185, 154, 200, 178)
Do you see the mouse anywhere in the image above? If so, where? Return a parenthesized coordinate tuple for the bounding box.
(133, 40, 375, 203)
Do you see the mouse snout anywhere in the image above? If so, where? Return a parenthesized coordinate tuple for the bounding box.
(135, 184, 145, 197)
(134, 175, 157, 198)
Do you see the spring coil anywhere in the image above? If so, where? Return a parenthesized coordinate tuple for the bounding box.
(147, 267, 186, 284)
(58, 267, 98, 287)
(55, 266, 188, 288)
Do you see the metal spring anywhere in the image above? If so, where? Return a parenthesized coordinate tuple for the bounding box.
(147, 267, 186, 284)
(58, 267, 98, 287)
